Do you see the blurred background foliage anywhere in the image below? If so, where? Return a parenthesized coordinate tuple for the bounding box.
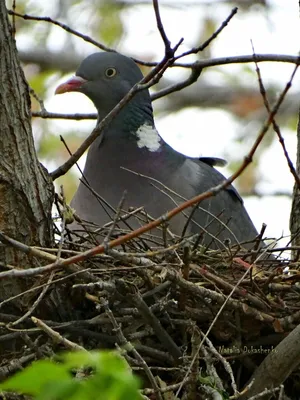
(6, 0, 299, 238)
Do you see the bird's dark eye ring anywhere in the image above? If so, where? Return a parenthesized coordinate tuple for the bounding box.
(105, 67, 117, 78)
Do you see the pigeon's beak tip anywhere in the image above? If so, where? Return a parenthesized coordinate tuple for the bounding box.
(54, 76, 87, 95)
(54, 83, 68, 95)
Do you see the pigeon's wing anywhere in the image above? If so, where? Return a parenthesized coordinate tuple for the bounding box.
(168, 157, 259, 248)
(190, 156, 243, 202)
(197, 157, 227, 168)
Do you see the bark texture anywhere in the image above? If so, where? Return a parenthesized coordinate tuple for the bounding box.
(0, 1, 54, 308)
(290, 108, 300, 259)
(241, 324, 300, 399)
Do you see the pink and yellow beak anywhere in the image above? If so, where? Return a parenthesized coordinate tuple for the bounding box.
(55, 75, 87, 95)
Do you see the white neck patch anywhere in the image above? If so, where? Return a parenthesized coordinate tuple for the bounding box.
(135, 123, 161, 152)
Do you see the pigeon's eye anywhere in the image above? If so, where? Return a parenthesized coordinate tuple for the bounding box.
(105, 67, 117, 78)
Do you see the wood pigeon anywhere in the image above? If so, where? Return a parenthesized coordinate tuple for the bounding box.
(55, 52, 260, 249)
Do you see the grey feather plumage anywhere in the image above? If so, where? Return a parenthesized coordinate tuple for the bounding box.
(57, 52, 260, 250)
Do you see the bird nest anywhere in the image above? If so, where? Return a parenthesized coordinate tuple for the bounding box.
(0, 218, 298, 399)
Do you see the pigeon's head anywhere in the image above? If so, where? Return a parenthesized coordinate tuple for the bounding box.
(55, 52, 150, 116)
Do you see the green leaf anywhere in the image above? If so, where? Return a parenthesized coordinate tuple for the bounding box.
(0, 359, 71, 395)
(36, 380, 81, 400)
(0, 351, 142, 400)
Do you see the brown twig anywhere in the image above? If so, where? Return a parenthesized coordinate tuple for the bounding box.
(176, 7, 238, 58)
(252, 44, 300, 189)
(171, 249, 270, 398)
(8, 9, 300, 71)
(0, 230, 97, 282)
(167, 269, 274, 324)
(152, 0, 172, 57)
(9, 271, 54, 327)
(151, 66, 202, 101)
(29, 87, 46, 113)
(175, 54, 300, 69)
(101, 298, 164, 400)
(31, 54, 300, 122)
(191, 264, 270, 311)
(32, 111, 97, 120)
(102, 192, 127, 249)
(201, 332, 238, 395)
(32, 317, 87, 351)
(0, 269, 90, 310)
(0, 353, 36, 381)
(7, 10, 116, 53)
(118, 280, 182, 360)
(121, 166, 238, 250)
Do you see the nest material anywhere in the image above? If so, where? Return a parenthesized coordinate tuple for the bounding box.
(0, 219, 298, 399)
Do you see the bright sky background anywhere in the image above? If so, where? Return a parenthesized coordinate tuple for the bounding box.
(40, 0, 300, 251)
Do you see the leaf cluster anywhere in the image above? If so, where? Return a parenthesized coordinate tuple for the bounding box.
(0, 351, 142, 400)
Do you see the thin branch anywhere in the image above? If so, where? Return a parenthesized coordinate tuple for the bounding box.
(102, 192, 127, 249)
(0, 231, 97, 282)
(7, 10, 116, 53)
(30, 54, 300, 123)
(0, 269, 90, 310)
(175, 53, 300, 69)
(151, 66, 201, 100)
(101, 298, 164, 400)
(174, 245, 271, 398)
(32, 111, 97, 120)
(10, 0, 16, 37)
(9, 270, 54, 326)
(177, 7, 238, 58)
(252, 44, 300, 189)
(201, 332, 238, 395)
(152, 0, 172, 56)
(8, 9, 300, 77)
(29, 87, 46, 113)
(122, 283, 182, 360)
(32, 317, 87, 351)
